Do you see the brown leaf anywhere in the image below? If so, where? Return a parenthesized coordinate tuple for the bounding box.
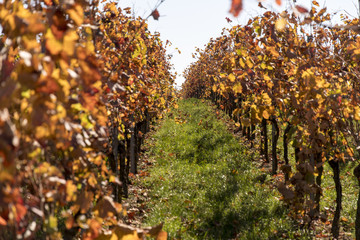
(277, 182, 295, 200)
(151, 9, 160, 20)
(144, 223, 163, 237)
(113, 224, 140, 239)
(258, 3, 266, 9)
(50, 9, 68, 40)
(93, 196, 120, 218)
(36, 77, 59, 94)
(75, 191, 94, 214)
(294, 5, 309, 14)
(229, 0, 242, 17)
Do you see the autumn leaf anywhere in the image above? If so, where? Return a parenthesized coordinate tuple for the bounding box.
(67, 4, 84, 26)
(276, 0, 282, 6)
(15, 202, 27, 223)
(312, 1, 319, 7)
(44, 0, 53, 6)
(229, 0, 242, 17)
(275, 17, 287, 31)
(228, 73, 236, 82)
(156, 231, 168, 240)
(45, 28, 63, 55)
(277, 183, 295, 200)
(93, 196, 120, 218)
(50, 9, 68, 40)
(262, 110, 270, 119)
(0, 216, 7, 226)
(233, 83, 242, 94)
(294, 5, 309, 14)
(151, 9, 160, 20)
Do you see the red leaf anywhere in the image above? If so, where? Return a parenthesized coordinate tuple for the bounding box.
(295, 5, 309, 14)
(0, 216, 6, 226)
(151, 9, 160, 20)
(15, 203, 27, 223)
(36, 77, 59, 94)
(229, 0, 243, 17)
(225, 17, 232, 23)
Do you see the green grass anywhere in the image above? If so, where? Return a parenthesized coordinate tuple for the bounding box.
(141, 98, 310, 239)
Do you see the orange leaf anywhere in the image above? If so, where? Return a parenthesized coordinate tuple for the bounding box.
(276, 0, 281, 5)
(229, 0, 242, 17)
(15, 203, 27, 223)
(44, 0, 53, 6)
(0, 216, 6, 226)
(156, 231, 168, 240)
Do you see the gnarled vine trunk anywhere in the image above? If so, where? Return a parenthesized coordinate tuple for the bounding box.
(354, 164, 360, 240)
(271, 117, 279, 175)
(329, 160, 342, 239)
(261, 119, 269, 163)
(283, 124, 292, 181)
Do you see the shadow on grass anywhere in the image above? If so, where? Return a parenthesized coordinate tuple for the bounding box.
(193, 159, 290, 239)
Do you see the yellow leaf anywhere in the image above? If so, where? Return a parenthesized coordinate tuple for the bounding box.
(219, 83, 225, 91)
(58, 78, 71, 96)
(228, 73, 236, 82)
(28, 148, 42, 158)
(260, 62, 267, 69)
(233, 83, 242, 94)
(63, 30, 79, 56)
(239, 58, 246, 68)
(246, 58, 254, 68)
(275, 17, 287, 32)
(354, 106, 360, 121)
(35, 125, 50, 139)
(85, 27, 95, 53)
(48, 215, 58, 230)
(56, 104, 67, 119)
(267, 46, 279, 58)
(45, 29, 62, 55)
(212, 85, 217, 92)
(66, 181, 77, 202)
(67, 4, 84, 26)
(262, 93, 272, 105)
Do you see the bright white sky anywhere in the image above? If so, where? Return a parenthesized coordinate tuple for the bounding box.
(118, 0, 359, 86)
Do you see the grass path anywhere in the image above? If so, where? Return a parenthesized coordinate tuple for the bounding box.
(132, 99, 310, 239)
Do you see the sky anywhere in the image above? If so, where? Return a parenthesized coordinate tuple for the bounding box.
(117, 0, 360, 87)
